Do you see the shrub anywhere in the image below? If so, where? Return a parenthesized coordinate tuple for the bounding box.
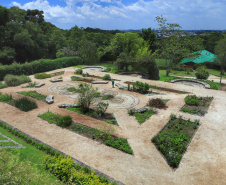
(34, 73, 51, 79)
(95, 102, 109, 115)
(148, 98, 166, 108)
(105, 67, 111, 72)
(127, 108, 136, 115)
(56, 115, 72, 128)
(14, 97, 37, 111)
(0, 57, 82, 81)
(195, 67, 209, 80)
(184, 95, 200, 106)
(170, 113, 176, 120)
(103, 74, 111, 80)
(0, 93, 13, 102)
(132, 81, 149, 94)
(4, 74, 31, 86)
(75, 68, 83, 74)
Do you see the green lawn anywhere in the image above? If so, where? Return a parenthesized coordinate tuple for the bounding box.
(133, 108, 157, 124)
(19, 91, 46, 101)
(207, 69, 226, 78)
(0, 127, 63, 184)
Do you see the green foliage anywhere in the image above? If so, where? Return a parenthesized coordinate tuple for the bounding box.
(70, 76, 85, 81)
(132, 81, 150, 94)
(152, 116, 199, 168)
(102, 94, 114, 100)
(71, 123, 133, 154)
(38, 112, 72, 128)
(0, 149, 62, 185)
(127, 108, 136, 115)
(34, 73, 51, 79)
(0, 93, 13, 103)
(14, 97, 38, 112)
(22, 82, 37, 88)
(75, 68, 83, 74)
(195, 67, 209, 80)
(77, 83, 98, 113)
(105, 67, 112, 72)
(103, 74, 111, 80)
(0, 57, 82, 81)
(95, 102, 109, 115)
(133, 108, 157, 124)
(19, 91, 46, 101)
(4, 74, 31, 86)
(0, 82, 7, 89)
(184, 95, 200, 106)
(181, 107, 198, 114)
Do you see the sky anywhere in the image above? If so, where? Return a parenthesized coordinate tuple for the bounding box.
(1, 0, 226, 30)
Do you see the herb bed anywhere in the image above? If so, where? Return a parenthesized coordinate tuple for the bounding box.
(152, 115, 200, 168)
(19, 91, 47, 102)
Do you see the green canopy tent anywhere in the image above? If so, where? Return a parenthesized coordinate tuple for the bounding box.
(181, 50, 217, 65)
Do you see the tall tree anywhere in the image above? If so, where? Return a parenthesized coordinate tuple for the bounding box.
(215, 35, 226, 86)
(141, 28, 156, 52)
(155, 16, 203, 76)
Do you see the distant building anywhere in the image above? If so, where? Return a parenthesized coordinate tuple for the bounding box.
(181, 50, 217, 68)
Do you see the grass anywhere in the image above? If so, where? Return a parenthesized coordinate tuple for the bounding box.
(0, 92, 13, 103)
(207, 69, 226, 78)
(71, 76, 85, 81)
(152, 115, 200, 168)
(66, 107, 118, 126)
(0, 141, 17, 146)
(0, 135, 7, 140)
(19, 91, 46, 101)
(0, 81, 7, 89)
(132, 108, 157, 124)
(0, 127, 63, 184)
(102, 94, 114, 100)
(70, 123, 133, 154)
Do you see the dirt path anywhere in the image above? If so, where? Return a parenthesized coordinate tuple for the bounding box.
(0, 67, 226, 185)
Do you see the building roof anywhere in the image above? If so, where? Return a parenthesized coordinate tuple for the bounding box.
(181, 50, 217, 64)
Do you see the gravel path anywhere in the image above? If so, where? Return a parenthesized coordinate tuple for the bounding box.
(0, 67, 225, 185)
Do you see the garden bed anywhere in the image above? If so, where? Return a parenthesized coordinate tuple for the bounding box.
(18, 91, 47, 102)
(181, 96, 213, 116)
(66, 107, 118, 126)
(152, 115, 200, 168)
(128, 108, 157, 124)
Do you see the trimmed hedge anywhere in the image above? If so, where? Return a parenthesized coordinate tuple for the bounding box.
(0, 57, 82, 81)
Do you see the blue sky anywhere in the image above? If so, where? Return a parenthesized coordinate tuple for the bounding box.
(1, 0, 226, 30)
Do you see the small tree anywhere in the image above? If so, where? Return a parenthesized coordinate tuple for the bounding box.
(77, 83, 98, 113)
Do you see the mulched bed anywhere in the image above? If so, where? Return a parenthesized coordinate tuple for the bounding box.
(181, 97, 213, 116)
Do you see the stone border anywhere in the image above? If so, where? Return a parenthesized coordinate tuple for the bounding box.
(0, 133, 25, 149)
(170, 79, 210, 89)
(118, 71, 150, 79)
(0, 120, 124, 185)
(82, 66, 106, 72)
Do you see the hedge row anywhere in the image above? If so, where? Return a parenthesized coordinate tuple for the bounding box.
(0, 57, 82, 81)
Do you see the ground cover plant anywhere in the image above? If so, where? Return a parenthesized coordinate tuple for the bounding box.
(19, 91, 46, 101)
(103, 74, 111, 80)
(132, 81, 150, 94)
(4, 74, 31, 87)
(0, 141, 17, 146)
(0, 122, 116, 185)
(75, 68, 83, 74)
(71, 76, 85, 81)
(70, 123, 133, 154)
(0, 81, 7, 89)
(34, 73, 52, 79)
(102, 94, 114, 100)
(128, 108, 157, 124)
(66, 107, 118, 126)
(0, 93, 37, 112)
(181, 95, 213, 116)
(38, 112, 72, 128)
(22, 82, 37, 88)
(152, 114, 200, 168)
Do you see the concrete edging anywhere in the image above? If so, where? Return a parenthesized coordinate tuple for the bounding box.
(170, 79, 210, 89)
(118, 71, 150, 79)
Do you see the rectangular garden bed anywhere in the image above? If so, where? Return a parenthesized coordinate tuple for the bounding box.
(181, 97, 213, 116)
(152, 115, 200, 168)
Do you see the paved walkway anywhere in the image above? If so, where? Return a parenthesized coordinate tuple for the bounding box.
(0, 67, 225, 185)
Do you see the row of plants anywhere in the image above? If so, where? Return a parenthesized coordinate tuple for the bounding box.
(19, 91, 47, 102)
(152, 114, 200, 168)
(4, 74, 31, 87)
(70, 123, 133, 154)
(0, 57, 82, 81)
(34, 71, 65, 79)
(0, 93, 37, 112)
(181, 95, 213, 116)
(38, 112, 132, 154)
(128, 107, 157, 124)
(0, 122, 117, 184)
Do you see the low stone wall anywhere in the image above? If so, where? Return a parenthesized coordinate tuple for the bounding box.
(118, 71, 150, 79)
(82, 66, 106, 72)
(170, 79, 210, 89)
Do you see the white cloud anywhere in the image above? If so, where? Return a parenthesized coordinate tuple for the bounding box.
(9, 0, 226, 30)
